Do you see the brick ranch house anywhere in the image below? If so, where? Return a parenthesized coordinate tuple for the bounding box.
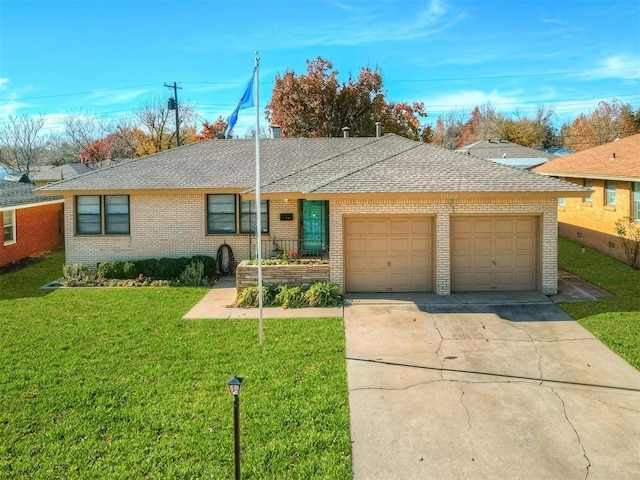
(37, 133, 587, 295)
(1, 178, 64, 268)
(533, 133, 640, 265)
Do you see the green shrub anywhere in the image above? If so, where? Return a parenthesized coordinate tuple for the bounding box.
(273, 285, 305, 309)
(178, 260, 209, 286)
(304, 282, 343, 307)
(96, 256, 217, 280)
(235, 285, 272, 308)
(98, 261, 136, 279)
(62, 263, 99, 286)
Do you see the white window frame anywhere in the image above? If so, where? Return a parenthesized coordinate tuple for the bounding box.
(605, 180, 616, 206)
(633, 182, 640, 222)
(3, 209, 16, 245)
(583, 179, 593, 203)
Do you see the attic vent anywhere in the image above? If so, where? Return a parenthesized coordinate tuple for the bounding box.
(342, 126, 350, 138)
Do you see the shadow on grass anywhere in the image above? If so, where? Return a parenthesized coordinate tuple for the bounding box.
(0, 251, 64, 300)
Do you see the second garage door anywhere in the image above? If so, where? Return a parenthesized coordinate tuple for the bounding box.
(345, 216, 433, 292)
(451, 216, 538, 291)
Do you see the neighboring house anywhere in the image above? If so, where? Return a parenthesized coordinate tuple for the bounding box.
(37, 133, 587, 295)
(533, 133, 640, 265)
(456, 139, 561, 170)
(1, 178, 64, 268)
(30, 163, 93, 187)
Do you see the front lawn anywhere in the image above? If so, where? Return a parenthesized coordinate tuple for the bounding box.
(558, 238, 640, 369)
(0, 252, 351, 479)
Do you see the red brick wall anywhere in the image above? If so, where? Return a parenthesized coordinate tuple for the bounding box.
(1, 203, 64, 267)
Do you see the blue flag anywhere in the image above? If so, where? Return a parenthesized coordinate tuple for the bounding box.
(225, 69, 256, 138)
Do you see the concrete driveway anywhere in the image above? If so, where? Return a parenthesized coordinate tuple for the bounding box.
(344, 294, 640, 479)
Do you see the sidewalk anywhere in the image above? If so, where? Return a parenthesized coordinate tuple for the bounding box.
(182, 275, 344, 319)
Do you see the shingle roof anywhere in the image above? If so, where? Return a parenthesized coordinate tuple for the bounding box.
(456, 140, 558, 161)
(533, 134, 640, 179)
(1, 180, 62, 209)
(30, 163, 92, 183)
(37, 134, 585, 196)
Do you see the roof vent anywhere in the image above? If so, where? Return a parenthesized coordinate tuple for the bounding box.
(611, 152, 616, 160)
(270, 125, 280, 139)
(342, 126, 350, 138)
(375, 121, 382, 138)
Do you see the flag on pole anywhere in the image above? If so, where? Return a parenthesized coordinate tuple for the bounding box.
(225, 69, 256, 138)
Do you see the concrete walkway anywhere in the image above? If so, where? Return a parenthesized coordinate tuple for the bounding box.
(182, 275, 343, 319)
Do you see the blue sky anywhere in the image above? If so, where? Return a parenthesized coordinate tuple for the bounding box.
(0, 0, 639, 137)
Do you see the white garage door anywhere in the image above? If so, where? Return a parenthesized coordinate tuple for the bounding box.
(345, 216, 433, 292)
(451, 216, 538, 291)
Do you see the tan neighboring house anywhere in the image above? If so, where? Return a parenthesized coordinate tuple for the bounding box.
(30, 163, 92, 187)
(37, 133, 587, 295)
(533, 133, 640, 265)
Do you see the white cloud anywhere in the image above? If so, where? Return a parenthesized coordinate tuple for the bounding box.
(597, 54, 640, 80)
(422, 89, 525, 116)
(0, 78, 8, 91)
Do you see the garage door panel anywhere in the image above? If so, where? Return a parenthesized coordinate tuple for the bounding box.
(516, 237, 535, 251)
(473, 237, 493, 251)
(369, 239, 388, 252)
(452, 216, 538, 291)
(348, 255, 368, 270)
(369, 221, 390, 235)
(390, 220, 410, 235)
(369, 256, 389, 269)
(345, 216, 433, 292)
(495, 237, 514, 250)
(412, 220, 432, 234)
(347, 237, 368, 252)
(390, 238, 409, 252)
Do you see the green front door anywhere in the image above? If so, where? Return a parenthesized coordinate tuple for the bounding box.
(301, 200, 328, 256)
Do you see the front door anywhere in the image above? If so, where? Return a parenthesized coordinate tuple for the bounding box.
(301, 200, 328, 256)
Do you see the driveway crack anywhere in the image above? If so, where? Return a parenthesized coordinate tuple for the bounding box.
(551, 387, 591, 479)
(458, 381, 471, 430)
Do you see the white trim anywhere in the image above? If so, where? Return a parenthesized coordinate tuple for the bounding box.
(3, 209, 16, 246)
(0, 198, 64, 212)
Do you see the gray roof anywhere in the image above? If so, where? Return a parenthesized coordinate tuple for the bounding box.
(456, 140, 559, 161)
(30, 163, 92, 183)
(38, 134, 586, 196)
(1, 180, 62, 209)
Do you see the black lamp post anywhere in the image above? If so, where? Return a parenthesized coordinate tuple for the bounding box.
(227, 376, 244, 480)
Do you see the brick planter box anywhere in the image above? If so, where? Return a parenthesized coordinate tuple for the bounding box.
(236, 261, 330, 292)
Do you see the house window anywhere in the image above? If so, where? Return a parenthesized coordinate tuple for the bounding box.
(633, 183, 640, 221)
(583, 179, 593, 203)
(3, 209, 16, 245)
(207, 194, 237, 234)
(605, 180, 616, 206)
(240, 199, 269, 234)
(206, 195, 269, 234)
(76, 195, 130, 235)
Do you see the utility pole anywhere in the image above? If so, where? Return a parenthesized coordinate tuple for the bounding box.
(164, 82, 182, 147)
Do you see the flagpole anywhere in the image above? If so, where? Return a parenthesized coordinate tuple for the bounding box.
(254, 52, 264, 347)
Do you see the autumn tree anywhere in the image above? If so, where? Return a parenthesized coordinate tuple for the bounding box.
(197, 116, 229, 140)
(561, 99, 638, 151)
(428, 110, 465, 149)
(133, 97, 197, 154)
(266, 57, 427, 139)
(0, 114, 50, 178)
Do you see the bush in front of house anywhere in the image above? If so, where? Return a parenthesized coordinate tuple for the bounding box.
(61, 255, 217, 287)
(97, 256, 216, 281)
(235, 282, 343, 308)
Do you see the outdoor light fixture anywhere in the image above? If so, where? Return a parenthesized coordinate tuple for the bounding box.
(227, 376, 244, 396)
(227, 376, 244, 480)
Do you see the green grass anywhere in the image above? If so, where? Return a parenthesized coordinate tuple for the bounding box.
(558, 238, 640, 369)
(0, 253, 351, 479)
